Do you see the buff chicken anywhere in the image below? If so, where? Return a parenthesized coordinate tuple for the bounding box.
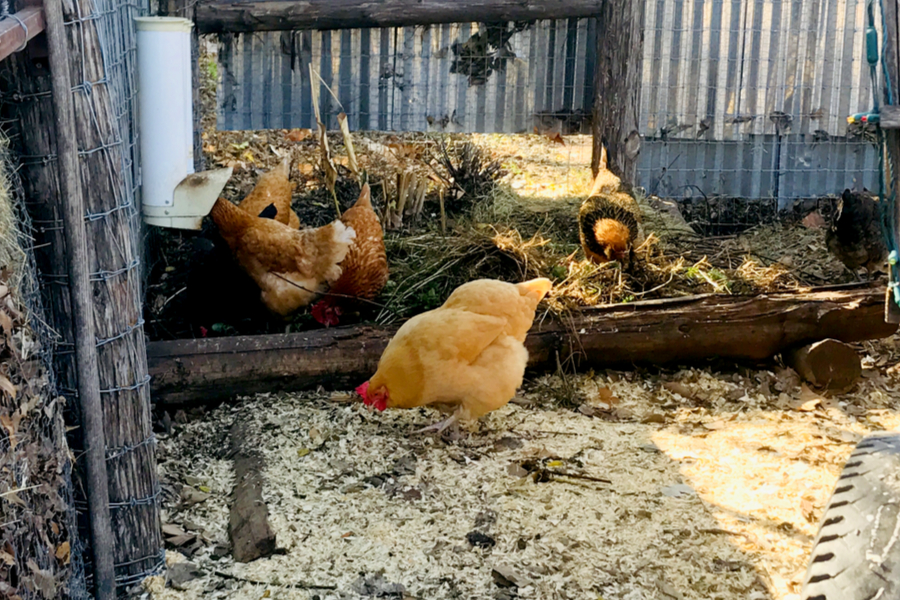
(210, 197, 355, 316)
(578, 165, 643, 267)
(355, 278, 552, 435)
(311, 183, 388, 327)
(238, 157, 301, 228)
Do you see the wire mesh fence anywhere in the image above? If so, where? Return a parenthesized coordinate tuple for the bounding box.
(0, 0, 160, 594)
(214, 0, 881, 232)
(0, 127, 89, 600)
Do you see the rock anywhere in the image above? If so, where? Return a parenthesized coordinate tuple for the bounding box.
(466, 531, 496, 549)
(168, 562, 203, 590)
(492, 564, 525, 588)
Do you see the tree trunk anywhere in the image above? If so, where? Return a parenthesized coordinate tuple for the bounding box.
(195, 0, 606, 33)
(591, 0, 644, 186)
(147, 285, 897, 407)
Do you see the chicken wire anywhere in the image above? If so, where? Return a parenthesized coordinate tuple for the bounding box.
(0, 129, 88, 600)
(0, 0, 161, 594)
(215, 0, 880, 231)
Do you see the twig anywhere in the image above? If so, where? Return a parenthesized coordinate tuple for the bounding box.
(0, 484, 40, 497)
(213, 570, 336, 590)
(269, 273, 398, 315)
(546, 470, 612, 484)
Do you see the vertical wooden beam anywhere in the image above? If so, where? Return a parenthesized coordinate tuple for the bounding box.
(42, 0, 116, 597)
(591, 0, 645, 187)
(882, 0, 900, 323)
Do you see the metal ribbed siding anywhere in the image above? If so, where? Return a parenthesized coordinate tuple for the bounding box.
(216, 0, 881, 202)
(218, 20, 596, 134)
(639, 0, 880, 203)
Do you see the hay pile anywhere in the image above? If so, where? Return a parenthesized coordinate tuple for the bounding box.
(0, 134, 81, 600)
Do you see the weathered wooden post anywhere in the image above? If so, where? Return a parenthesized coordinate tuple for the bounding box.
(591, 0, 645, 186)
(6, 0, 162, 593)
(881, 1, 900, 323)
(43, 0, 116, 596)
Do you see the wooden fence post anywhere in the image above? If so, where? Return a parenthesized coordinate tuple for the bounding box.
(591, 0, 645, 187)
(43, 0, 116, 596)
(882, 0, 900, 323)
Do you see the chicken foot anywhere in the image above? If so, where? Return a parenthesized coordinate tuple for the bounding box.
(413, 414, 459, 437)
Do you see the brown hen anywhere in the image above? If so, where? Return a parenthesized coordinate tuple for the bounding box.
(311, 183, 388, 326)
(210, 197, 355, 316)
(579, 166, 643, 268)
(238, 157, 301, 228)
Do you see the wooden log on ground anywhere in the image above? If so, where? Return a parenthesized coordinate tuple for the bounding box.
(228, 420, 277, 563)
(591, 0, 644, 184)
(195, 0, 605, 34)
(147, 284, 898, 407)
(783, 339, 862, 392)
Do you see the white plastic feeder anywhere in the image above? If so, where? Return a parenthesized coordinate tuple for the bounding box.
(135, 16, 232, 230)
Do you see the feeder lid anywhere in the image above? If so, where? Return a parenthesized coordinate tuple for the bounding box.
(134, 16, 193, 32)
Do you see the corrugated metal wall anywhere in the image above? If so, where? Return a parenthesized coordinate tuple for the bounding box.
(217, 20, 595, 134)
(215, 0, 881, 202)
(640, 0, 880, 204)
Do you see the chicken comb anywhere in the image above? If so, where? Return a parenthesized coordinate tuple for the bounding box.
(355, 381, 371, 404)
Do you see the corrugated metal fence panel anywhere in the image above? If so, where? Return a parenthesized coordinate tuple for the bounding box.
(218, 20, 595, 134)
(216, 0, 881, 201)
(638, 0, 880, 203)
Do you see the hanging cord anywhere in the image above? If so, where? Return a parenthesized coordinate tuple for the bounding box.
(0, 0, 29, 53)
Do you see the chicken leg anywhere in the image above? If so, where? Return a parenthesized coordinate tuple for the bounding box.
(413, 414, 459, 436)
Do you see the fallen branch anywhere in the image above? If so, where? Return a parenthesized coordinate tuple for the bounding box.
(148, 284, 897, 407)
(213, 570, 336, 590)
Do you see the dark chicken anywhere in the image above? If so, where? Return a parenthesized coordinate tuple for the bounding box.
(578, 167, 643, 267)
(825, 189, 888, 280)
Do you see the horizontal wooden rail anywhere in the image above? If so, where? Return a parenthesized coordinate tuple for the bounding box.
(0, 6, 45, 63)
(195, 0, 605, 34)
(147, 284, 898, 406)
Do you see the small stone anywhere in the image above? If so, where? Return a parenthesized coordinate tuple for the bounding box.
(168, 562, 203, 590)
(467, 531, 496, 549)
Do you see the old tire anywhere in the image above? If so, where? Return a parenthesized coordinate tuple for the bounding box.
(800, 431, 900, 600)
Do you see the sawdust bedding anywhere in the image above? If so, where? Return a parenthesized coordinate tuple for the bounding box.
(143, 337, 900, 600)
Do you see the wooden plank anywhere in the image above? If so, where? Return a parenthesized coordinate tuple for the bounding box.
(0, 7, 46, 64)
(880, 104, 900, 130)
(43, 0, 116, 596)
(228, 420, 277, 563)
(591, 0, 644, 185)
(195, 0, 605, 34)
(147, 285, 898, 407)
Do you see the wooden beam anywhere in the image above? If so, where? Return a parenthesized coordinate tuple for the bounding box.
(43, 0, 116, 596)
(883, 0, 900, 323)
(195, 0, 605, 34)
(592, 0, 644, 184)
(0, 7, 45, 64)
(148, 284, 897, 407)
(228, 420, 277, 563)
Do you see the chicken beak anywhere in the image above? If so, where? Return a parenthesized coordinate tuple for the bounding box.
(517, 278, 552, 302)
